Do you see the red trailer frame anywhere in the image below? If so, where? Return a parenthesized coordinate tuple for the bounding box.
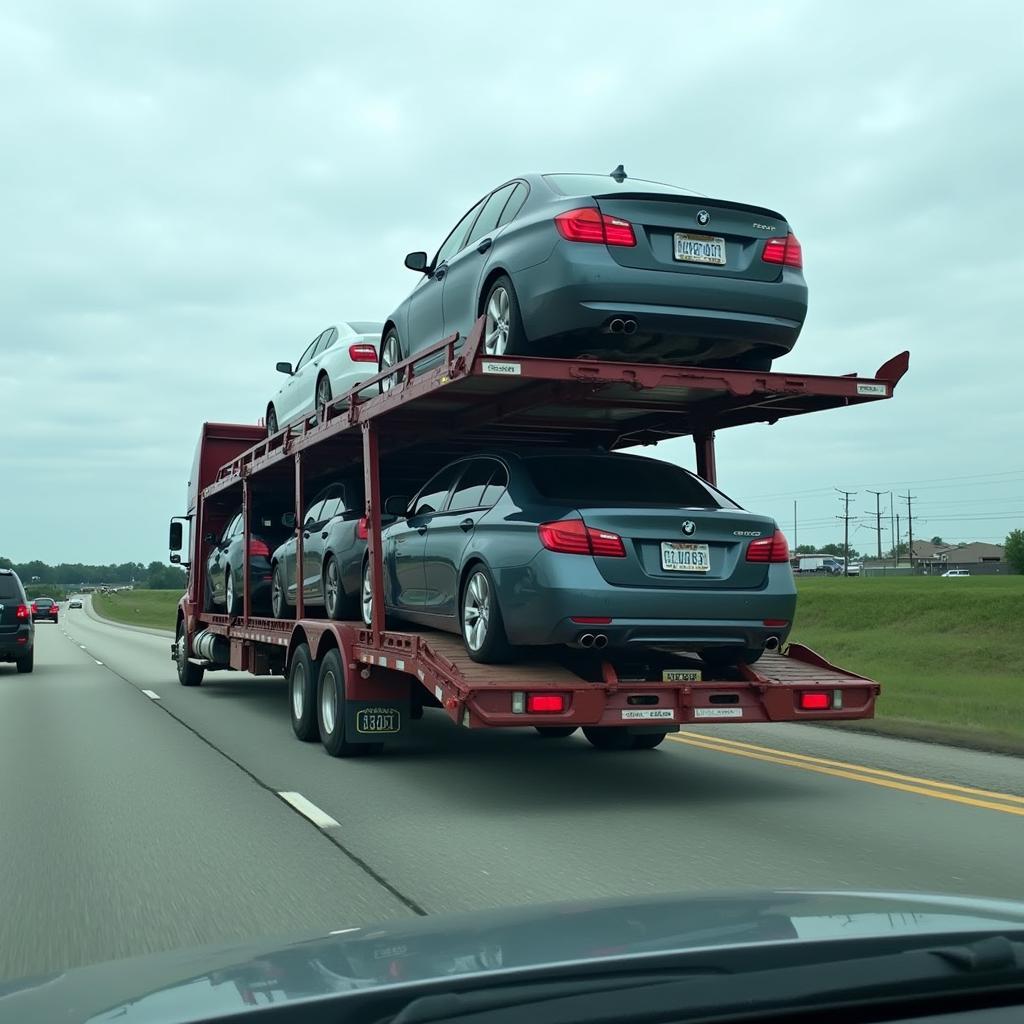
(172, 318, 908, 754)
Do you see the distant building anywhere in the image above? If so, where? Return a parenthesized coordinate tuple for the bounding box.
(913, 541, 1005, 569)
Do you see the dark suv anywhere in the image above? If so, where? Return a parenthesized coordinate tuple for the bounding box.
(0, 569, 35, 673)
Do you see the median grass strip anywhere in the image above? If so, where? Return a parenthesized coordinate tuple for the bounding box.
(91, 589, 181, 632)
(793, 576, 1024, 753)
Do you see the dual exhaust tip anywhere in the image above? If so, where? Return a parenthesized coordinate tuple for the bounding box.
(608, 318, 638, 335)
(578, 633, 609, 649)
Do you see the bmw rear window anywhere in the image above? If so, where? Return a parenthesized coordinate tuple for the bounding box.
(523, 456, 734, 508)
(543, 174, 701, 198)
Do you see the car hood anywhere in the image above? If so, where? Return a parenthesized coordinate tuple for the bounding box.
(4, 890, 1024, 1023)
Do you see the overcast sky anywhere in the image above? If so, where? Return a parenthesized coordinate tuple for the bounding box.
(2, 0, 1022, 565)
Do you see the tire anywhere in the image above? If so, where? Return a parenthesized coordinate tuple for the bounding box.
(324, 556, 356, 621)
(482, 275, 526, 357)
(271, 563, 291, 619)
(16, 648, 34, 674)
(288, 643, 319, 742)
(460, 564, 512, 664)
(317, 648, 383, 757)
(582, 726, 633, 751)
(535, 726, 577, 739)
(378, 329, 404, 394)
(175, 620, 204, 687)
(315, 373, 333, 422)
(267, 404, 279, 435)
(225, 568, 242, 617)
(203, 568, 215, 613)
(630, 732, 668, 750)
(701, 647, 764, 670)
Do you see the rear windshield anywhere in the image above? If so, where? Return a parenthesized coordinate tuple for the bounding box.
(347, 321, 384, 335)
(34, 598, 54, 607)
(543, 174, 701, 198)
(0, 575, 24, 600)
(523, 456, 734, 508)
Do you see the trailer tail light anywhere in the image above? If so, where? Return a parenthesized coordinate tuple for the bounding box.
(761, 232, 803, 269)
(349, 344, 377, 362)
(554, 207, 637, 247)
(248, 539, 271, 557)
(746, 529, 790, 563)
(538, 519, 626, 557)
(527, 693, 567, 713)
(356, 517, 368, 540)
(799, 691, 830, 710)
(16, 604, 30, 620)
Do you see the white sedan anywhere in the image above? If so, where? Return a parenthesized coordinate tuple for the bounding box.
(265, 321, 383, 434)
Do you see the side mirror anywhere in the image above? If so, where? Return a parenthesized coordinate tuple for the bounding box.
(276, 361, 294, 375)
(203, 533, 216, 545)
(170, 553, 181, 564)
(404, 251, 429, 274)
(384, 495, 410, 517)
(169, 520, 183, 552)
(281, 512, 297, 529)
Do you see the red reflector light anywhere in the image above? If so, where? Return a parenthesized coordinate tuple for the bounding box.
(762, 618, 789, 627)
(746, 529, 790, 563)
(16, 604, 30, 620)
(538, 519, 626, 557)
(349, 344, 378, 362)
(571, 616, 612, 624)
(761, 232, 803, 269)
(554, 207, 637, 247)
(248, 539, 270, 557)
(800, 691, 830, 710)
(356, 517, 368, 540)
(527, 693, 566, 713)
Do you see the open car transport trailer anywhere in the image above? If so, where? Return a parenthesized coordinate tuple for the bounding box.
(172, 317, 908, 753)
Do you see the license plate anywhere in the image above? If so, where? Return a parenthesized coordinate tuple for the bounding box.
(694, 707, 743, 719)
(662, 668, 701, 682)
(355, 708, 400, 734)
(674, 232, 726, 265)
(661, 542, 710, 573)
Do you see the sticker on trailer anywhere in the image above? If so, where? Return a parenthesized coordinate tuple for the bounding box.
(856, 383, 888, 396)
(482, 360, 522, 376)
(621, 708, 674, 720)
(662, 669, 702, 682)
(434, 686, 443, 702)
(694, 707, 743, 719)
(355, 707, 401, 734)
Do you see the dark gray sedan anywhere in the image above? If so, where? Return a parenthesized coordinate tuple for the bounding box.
(362, 450, 795, 665)
(380, 170, 806, 386)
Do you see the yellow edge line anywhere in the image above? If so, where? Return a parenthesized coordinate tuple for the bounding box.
(674, 729, 1024, 805)
(667, 735, 1024, 817)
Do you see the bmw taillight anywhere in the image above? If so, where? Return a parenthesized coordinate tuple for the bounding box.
(15, 604, 30, 620)
(761, 232, 803, 269)
(746, 529, 790, 563)
(248, 538, 270, 557)
(554, 207, 637, 247)
(357, 517, 368, 540)
(538, 518, 626, 557)
(349, 344, 378, 362)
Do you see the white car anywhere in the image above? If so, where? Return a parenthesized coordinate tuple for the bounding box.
(941, 569, 970, 577)
(266, 321, 383, 434)
(69, 596, 83, 608)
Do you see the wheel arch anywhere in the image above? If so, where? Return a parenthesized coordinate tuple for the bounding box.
(477, 267, 513, 318)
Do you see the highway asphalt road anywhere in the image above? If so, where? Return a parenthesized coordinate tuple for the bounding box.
(1, 600, 1021, 983)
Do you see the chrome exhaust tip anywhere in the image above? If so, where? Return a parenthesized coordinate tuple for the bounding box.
(578, 633, 595, 648)
(608, 318, 625, 334)
(592, 634, 609, 649)
(622, 319, 637, 335)
(764, 635, 781, 652)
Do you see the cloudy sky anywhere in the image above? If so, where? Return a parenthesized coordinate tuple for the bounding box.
(2, 0, 1022, 564)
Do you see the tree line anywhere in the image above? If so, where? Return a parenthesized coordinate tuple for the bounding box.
(0, 557, 186, 590)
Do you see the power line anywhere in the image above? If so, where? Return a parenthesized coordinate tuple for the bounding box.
(836, 488, 857, 574)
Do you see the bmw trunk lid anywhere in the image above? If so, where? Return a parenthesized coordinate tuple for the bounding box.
(579, 508, 777, 590)
(593, 194, 789, 282)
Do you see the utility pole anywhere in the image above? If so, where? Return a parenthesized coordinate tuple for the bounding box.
(901, 492, 917, 571)
(890, 497, 897, 563)
(836, 488, 857, 576)
(896, 513, 901, 565)
(866, 489, 889, 561)
(793, 500, 797, 551)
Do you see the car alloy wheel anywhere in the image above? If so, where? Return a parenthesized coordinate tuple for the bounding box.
(361, 562, 373, 626)
(226, 570, 234, 613)
(380, 334, 401, 392)
(316, 374, 332, 420)
(325, 558, 340, 618)
(462, 570, 491, 651)
(485, 286, 511, 356)
(267, 405, 278, 434)
(271, 565, 287, 619)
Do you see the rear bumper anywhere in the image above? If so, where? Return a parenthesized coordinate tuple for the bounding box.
(0, 628, 33, 661)
(32, 614, 58, 622)
(495, 555, 796, 651)
(514, 241, 807, 359)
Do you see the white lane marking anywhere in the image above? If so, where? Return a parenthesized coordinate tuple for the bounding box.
(142, 689, 161, 700)
(278, 791, 340, 830)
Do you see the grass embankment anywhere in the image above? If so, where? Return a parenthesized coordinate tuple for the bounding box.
(91, 589, 181, 632)
(792, 576, 1024, 752)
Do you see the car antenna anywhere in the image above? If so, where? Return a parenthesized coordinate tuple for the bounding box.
(610, 164, 627, 183)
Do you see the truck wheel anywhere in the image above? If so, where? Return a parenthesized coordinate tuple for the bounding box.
(271, 564, 291, 619)
(461, 565, 512, 664)
(483, 276, 526, 357)
(16, 648, 34, 674)
(378, 330, 404, 393)
(175, 620, 204, 687)
(317, 649, 383, 757)
(324, 557, 356, 620)
(582, 726, 633, 751)
(225, 568, 242, 617)
(631, 732, 668, 750)
(535, 726, 577, 739)
(288, 643, 319, 741)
